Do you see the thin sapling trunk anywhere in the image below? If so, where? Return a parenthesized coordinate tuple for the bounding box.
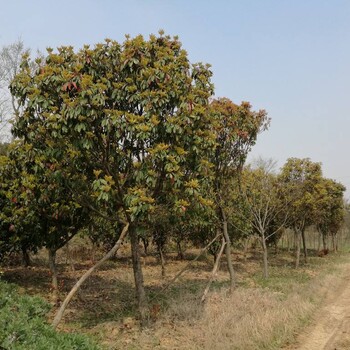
(301, 229, 307, 263)
(261, 235, 269, 279)
(129, 224, 149, 326)
(295, 230, 301, 268)
(201, 237, 226, 302)
(159, 245, 166, 278)
(221, 208, 235, 291)
(52, 223, 129, 329)
(48, 249, 59, 304)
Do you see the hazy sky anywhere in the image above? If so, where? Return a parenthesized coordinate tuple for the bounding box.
(1, 0, 350, 195)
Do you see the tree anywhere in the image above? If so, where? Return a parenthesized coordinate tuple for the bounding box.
(315, 178, 346, 252)
(0, 143, 43, 265)
(239, 166, 289, 278)
(209, 98, 269, 289)
(0, 140, 90, 300)
(0, 40, 30, 140)
(280, 158, 322, 267)
(10, 33, 216, 323)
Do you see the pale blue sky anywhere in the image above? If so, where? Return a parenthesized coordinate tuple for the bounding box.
(1, 0, 350, 195)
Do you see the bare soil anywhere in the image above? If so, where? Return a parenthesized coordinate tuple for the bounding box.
(285, 263, 350, 350)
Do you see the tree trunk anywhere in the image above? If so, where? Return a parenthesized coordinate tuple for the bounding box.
(160, 233, 221, 293)
(176, 240, 184, 260)
(313, 231, 316, 250)
(243, 236, 250, 262)
(21, 246, 30, 267)
(158, 245, 166, 277)
(274, 238, 278, 255)
(201, 237, 226, 303)
(301, 229, 307, 263)
(336, 235, 338, 252)
(295, 230, 301, 268)
(52, 223, 129, 329)
(261, 236, 269, 279)
(64, 242, 75, 272)
(331, 234, 337, 252)
(221, 208, 235, 292)
(129, 224, 148, 326)
(322, 234, 327, 250)
(317, 231, 322, 251)
(88, 224, 96, 263)
(280, 233, 284, 249)
(141, 237, 149, 256)
(48, 249, 59, 304)
(339, 230, 344, 251)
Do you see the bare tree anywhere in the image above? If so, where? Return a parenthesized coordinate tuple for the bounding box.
(0, 39, 30, 140)
(240, 166, 291, 278)
(250, 156, 278, 174)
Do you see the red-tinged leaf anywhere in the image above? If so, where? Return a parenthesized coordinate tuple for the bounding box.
(62, 83, 69, 91)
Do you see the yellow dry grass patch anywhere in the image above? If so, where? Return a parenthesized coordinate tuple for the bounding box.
(97, 260, 347, 350)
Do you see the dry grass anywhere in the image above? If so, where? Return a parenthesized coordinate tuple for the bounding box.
(333, 338, 350, 350)
(106, 269, 345, 350)
(89, 255, 348, 350)
(189, 272, 342, 350)
(2, 237, 349, 350)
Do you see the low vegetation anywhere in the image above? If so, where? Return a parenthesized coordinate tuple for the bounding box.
(0, 279, 99, 350)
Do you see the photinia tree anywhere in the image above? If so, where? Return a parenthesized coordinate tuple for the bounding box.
(208, 98, 269, 289)
(280, 158, 322, 267)
(10, 32, 217, 322)
(0, 140, 89, 301)
(0, 142, 43, 266)
(315, 178, 346, 252)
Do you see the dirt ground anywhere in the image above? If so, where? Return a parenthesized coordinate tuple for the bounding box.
(285, 263, 350, 350)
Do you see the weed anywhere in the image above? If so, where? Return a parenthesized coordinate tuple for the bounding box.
(0, 281, 101, 350)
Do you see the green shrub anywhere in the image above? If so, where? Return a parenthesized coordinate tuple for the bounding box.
(0, 281, 100, 350)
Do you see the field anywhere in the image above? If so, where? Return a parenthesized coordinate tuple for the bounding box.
(2, 231, 350, 350)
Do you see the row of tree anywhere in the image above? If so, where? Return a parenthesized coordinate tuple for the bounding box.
(237, 158, 346, 278)
(0, 34, 346, 327)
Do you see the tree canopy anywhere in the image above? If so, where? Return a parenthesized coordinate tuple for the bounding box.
(9, 33, 223, 321)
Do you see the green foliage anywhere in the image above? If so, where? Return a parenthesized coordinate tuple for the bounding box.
(315, 178, 346, 239)
(86, 216, 124, 252)
(0, 281, 100, 349)
(279, 158, 323, 231)
(10, 33, 217, 227)
(0, 146, 42, 259)
(201, 98, 269, 247)
(0, 143, 9, 156)
(209, 98, 269, 185)
(223, 176, 252, 240)
(0, 140, 89, 260)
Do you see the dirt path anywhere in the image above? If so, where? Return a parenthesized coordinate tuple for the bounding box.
(286, 265, 350, 350)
